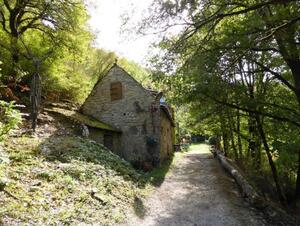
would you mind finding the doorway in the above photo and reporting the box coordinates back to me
[104,134,113,150]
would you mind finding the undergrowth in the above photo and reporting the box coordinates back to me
[0,135,149,225]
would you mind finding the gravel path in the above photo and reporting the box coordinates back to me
[126,144,266,226]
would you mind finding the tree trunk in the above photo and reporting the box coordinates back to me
[295,150,300,207]
[221,130,229,157]
[10,36,19,78]
[220,114,229,156]
[236,110,243,158]
[275,34,300,207]
[255,115,286,206]
[229,113,238,159]
[248,114,257,156]
[247,113,262,167]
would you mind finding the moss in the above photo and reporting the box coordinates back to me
[45,107,120,132]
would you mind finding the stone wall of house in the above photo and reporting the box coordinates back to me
[88,128,104,144]
[82,65,161,165]
[160,111,175,162]
[87,128,122,155]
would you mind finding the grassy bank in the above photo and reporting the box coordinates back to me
[0,136,203,224]
[0,135,149,225]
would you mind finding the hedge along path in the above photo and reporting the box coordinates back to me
[126,144,266,226]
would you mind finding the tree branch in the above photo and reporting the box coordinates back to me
[201,92,300,128]
[253,59,296,93]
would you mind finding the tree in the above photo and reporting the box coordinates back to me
[141,0,300,206]
[0,0,86,79]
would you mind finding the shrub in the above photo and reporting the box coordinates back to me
[208,136,219,145]
[0,101,22,140]
[181,143,190,152]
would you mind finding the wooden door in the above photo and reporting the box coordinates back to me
[104,134,113,150]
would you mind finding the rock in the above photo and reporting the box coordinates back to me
[58,163,71,169]
[32,181,42,186]
[91,187,98,195]
[90,187,108,204]
[29,186,40,192]
[0,177,9,191]
[40,145,51,155]
[81,124,89,137]
[92,193,108,204]
[89,140,97,145]
[0,153,10,165]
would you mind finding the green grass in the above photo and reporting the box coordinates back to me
[0,137,208,224]
[146,157,175,186]
[0,135,149,225]
[145,144,209,186]
[188,143,211,154]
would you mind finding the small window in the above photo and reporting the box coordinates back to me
[110,82,122,101]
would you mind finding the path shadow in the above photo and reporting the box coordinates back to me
[128,151,266,226]
[145,154,175,187]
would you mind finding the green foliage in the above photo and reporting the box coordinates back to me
[0,0,151,103]
[0,101,22,140]
[208,136,219,146]
[118,58,152,88]
[41,136,141,180]
[142,0,300,206]
[0,61,2,79]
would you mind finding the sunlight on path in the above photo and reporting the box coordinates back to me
[188,143,211,154]
[126,143,266,226]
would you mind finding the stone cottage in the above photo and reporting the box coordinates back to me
[80,64,175,166]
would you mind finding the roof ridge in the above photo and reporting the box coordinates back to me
[112,64,162,98]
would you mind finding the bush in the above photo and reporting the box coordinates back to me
[208,136,219,145]
[181,143,190,152]
[0,101,22,140]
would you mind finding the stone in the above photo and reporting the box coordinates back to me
[29,186,40,192]
[0,177,9,191]
[81,124,89,137]
[33,181,42,186]
[81,64,175,165]
[91,187,98,195]
[92,193,108,204]
[0,147,10,164]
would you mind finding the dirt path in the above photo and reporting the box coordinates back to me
[126,144,266,226]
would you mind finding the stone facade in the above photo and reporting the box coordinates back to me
[81,64,174,165]
[160,106,175,162]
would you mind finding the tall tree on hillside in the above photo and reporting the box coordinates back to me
[0,0,85,80]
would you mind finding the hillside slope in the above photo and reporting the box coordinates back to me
[0,135,148,225]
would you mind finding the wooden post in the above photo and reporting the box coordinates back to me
[30,71,41,132]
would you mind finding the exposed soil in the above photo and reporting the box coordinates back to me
[126,144,267,226]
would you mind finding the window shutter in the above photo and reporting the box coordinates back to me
[110,82,122,101]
